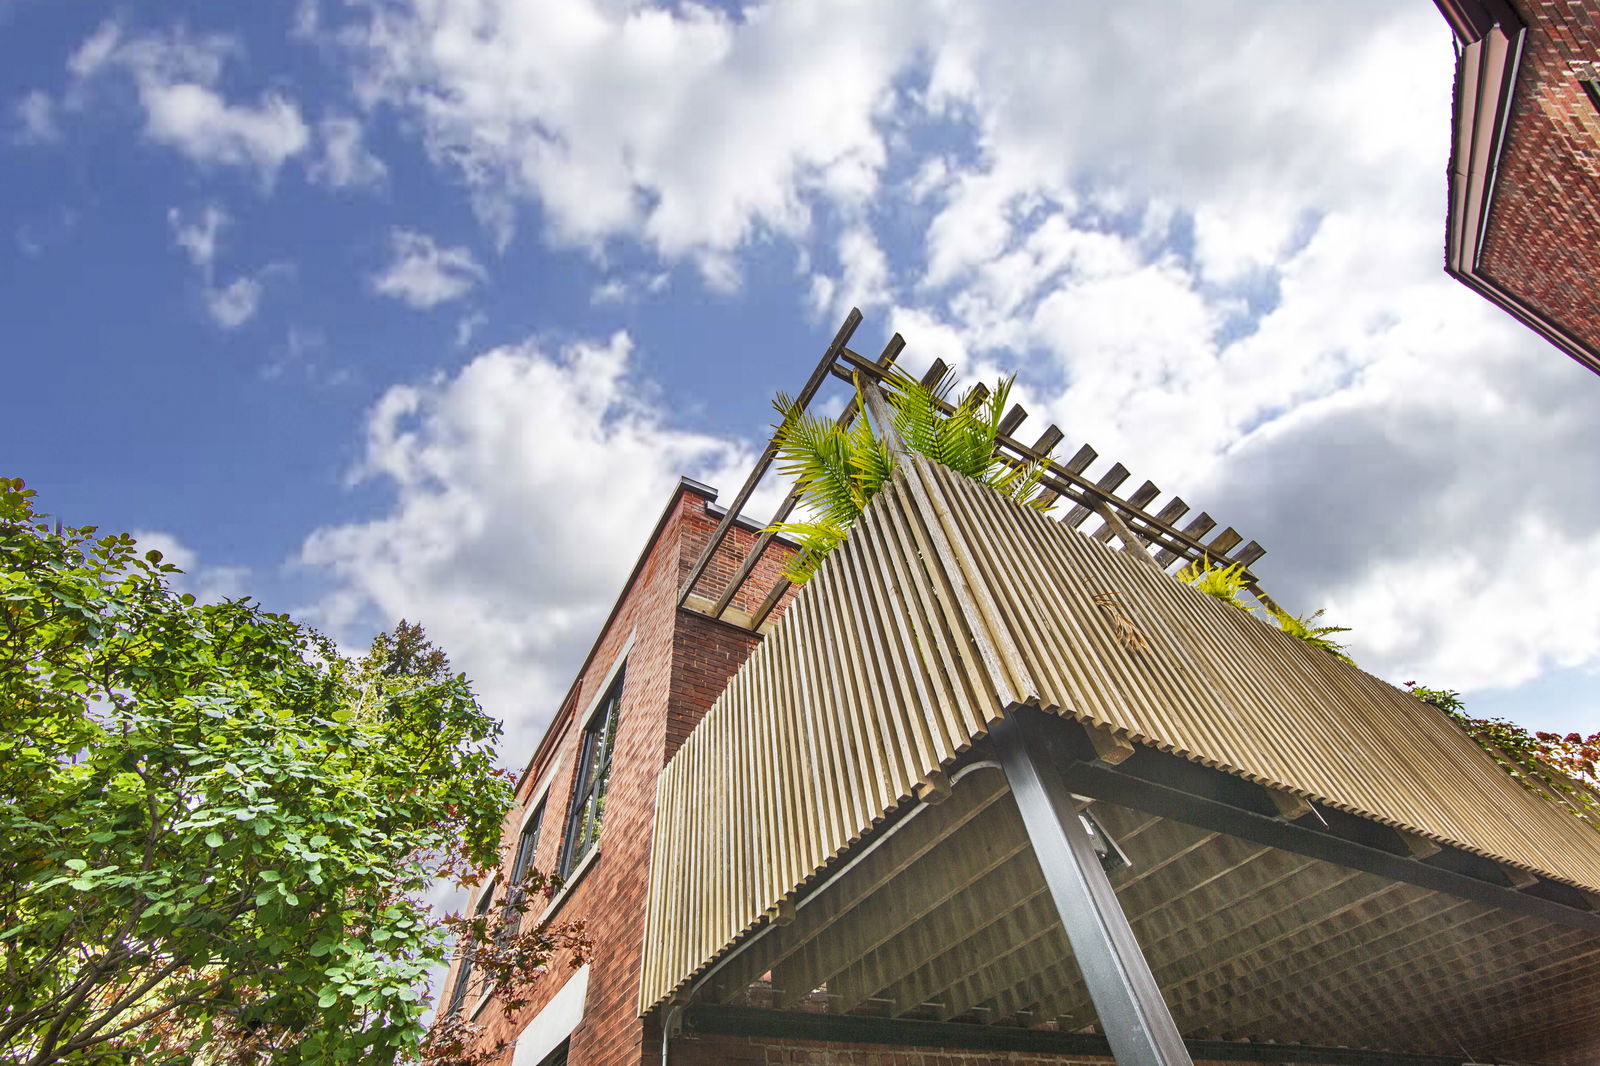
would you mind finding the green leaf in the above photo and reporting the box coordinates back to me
[0,477,535,1064]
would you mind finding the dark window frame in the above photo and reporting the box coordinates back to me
[557,669,624,879]
[510,797,546,888]
[503,796,547,929]
[446,883,496,1016]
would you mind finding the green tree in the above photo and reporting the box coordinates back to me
[0,478,578,1065]
[769,368,1055,581]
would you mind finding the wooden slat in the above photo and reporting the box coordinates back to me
[1154,511,1217,568]
[1030,433,1079,509]
[996,403,1028,438]
[1059,461,1130,531]
[1204,526,1244,559]
[711,333,904,619]
[1232,540,1267,567]
[641,453,1600,1022]
[1093,480,1159,543]
[679,308,861,607]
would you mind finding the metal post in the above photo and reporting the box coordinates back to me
[991,710,1194,1066]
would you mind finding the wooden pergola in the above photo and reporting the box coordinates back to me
[678,308,1279,632]
[647,312,1600,1066]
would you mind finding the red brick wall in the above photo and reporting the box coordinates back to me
[667,611,761,761]
[455,485,796,1066]
[682,509,801,623]
[1477,1,1600,354]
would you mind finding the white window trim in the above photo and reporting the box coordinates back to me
[536,842,601,925]
[520,764,560,833]
[453,874,499,1019]
[509,965,589,1066]
[577,631,632,727]
[509,760,560,882]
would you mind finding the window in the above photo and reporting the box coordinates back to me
[447,884,495,1016]
[504,797,546,926]
[510,798,546,887]
[558,670,623,878]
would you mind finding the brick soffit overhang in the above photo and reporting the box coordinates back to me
[1436,0,1600,375]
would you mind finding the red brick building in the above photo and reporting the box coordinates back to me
[438,478,800,1066]
[1437,0,1600,374]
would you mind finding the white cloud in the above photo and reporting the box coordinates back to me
[809,223,892,321]
[167,203,273,328]
[131,529,251,604]
[320,0,1600,712]
[590,271,671,307]
[349,0,922,254]
[169,203,228,272]
[371,229,487,309]
[12,91,60,144]
[206,276,264,329]
[454,311,487,348]
[309,113,387,188]
[140,83,308,178]
[299,332,756,750]
[68,21,126,81]
[61,20,310,181]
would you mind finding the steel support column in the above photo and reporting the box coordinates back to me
[991,709,1193,1066]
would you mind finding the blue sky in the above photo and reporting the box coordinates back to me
[6,0,1600,756]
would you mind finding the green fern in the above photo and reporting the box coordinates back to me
[1178,556,1356,664]
[886,366,1055,512]
[1269,607,1355,664]
[1176,556,1256,614]
[767,370,1054,582]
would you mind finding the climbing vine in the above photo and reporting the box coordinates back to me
[1406,683,1600,825]
[1173,555,1598,827]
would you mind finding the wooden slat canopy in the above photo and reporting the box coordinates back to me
[642,452,1600,1060]
[693,768,1600,1063]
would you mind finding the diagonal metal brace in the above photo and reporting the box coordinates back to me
[992,708,1194,1066]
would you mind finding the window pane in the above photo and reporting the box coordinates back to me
[510,800,544,886]
[559,669,624,877]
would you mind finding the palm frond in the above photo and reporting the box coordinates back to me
[884,369,1056,511]
[765,519,851,584]
[768,369,1057,582]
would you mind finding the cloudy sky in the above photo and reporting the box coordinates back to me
[7,0,1600,763]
